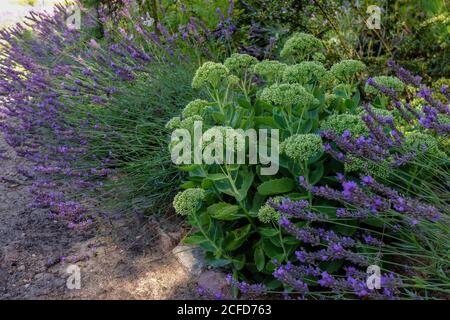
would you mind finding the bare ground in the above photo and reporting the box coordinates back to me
[0,134,198,300]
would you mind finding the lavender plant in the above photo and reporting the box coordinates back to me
[0,1,237,227]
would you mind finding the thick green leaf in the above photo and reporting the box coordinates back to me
[262,239,284,261]
[258,227,279,237]
[254,116,278,128]
[257,178,296,196]
[183,232,206,245]
[251,192,266,212]
[236,171,254,201]
[237,97,252,109]
[309,162,324,185]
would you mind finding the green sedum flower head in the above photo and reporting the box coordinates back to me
[283,61,329,85]
[365,76,405,95]
[173,188,206,216]
[357,107,392,118]
[404,132,446,159]
[281,133,323,162]
[227,74,240,85]
[257,203,280,224]
[253,60,287,83]
[224,53,258,75]
[330,60,366,82]
[260,83,319,107]
[320,114,369,137]
[182,99,210,118]
[165,116,181,130]
[280,33,323,62]
[344,157,390,178]
[312,52,326,62]
[192,62,230,89]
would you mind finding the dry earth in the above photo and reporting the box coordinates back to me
[0,134,198,300]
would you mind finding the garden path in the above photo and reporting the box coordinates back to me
[0,134,196,299]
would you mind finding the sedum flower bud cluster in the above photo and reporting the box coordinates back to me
[282,61,329,85]
[260,83,319,107]
[281,133,324,162]
[330,60,366,82]
[192,62,230,89]
[365,76,405,95]
[173,188,206,216]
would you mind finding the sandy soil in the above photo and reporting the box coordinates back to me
[0,134,197,300]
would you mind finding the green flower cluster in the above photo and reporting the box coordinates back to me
[182,99,210,118]
[165,116,181,130]
[192,62,230,89]
[330,60,366,82]
[357,107,392,118]
[253,60,287,83]
[281,133,323,162]
[404,132,446,159]
[173,188,206,216]
[344,157,390,178]
[433,78,450,102]
[201,126,247,155]
[320,113,369,137]
[280,32,323,61]
[224,53,258,75]
[259,83,319,107]
[312,52,326,62]
[365,76,405,95]
[282,61,329,85]
[180,115,203,130]
[165,115,203,131]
